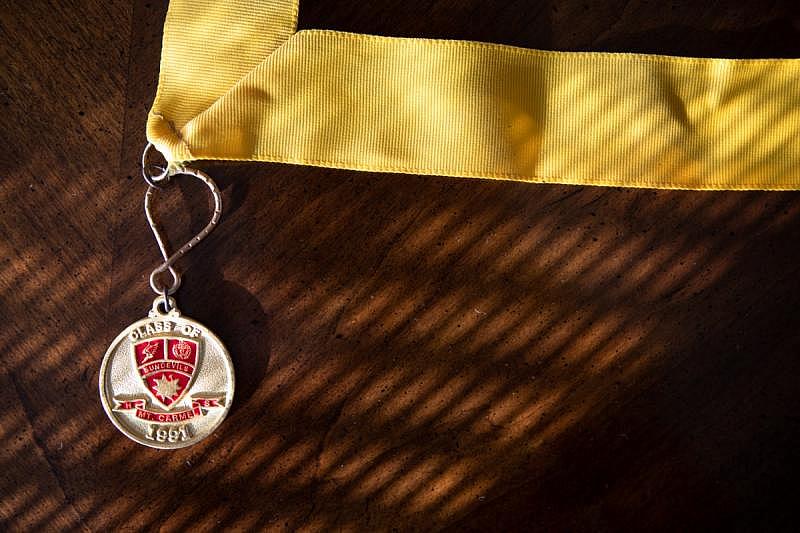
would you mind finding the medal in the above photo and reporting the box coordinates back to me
[99,146,234,449]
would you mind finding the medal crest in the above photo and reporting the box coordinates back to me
[134,338,198,408]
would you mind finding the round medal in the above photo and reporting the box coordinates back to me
[99,298,234,449]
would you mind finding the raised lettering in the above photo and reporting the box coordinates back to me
[143,423,192,443]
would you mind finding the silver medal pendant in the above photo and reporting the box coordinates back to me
[99,297,234,449]
[100,145,233,449]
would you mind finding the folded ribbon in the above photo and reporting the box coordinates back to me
[147,0,800,190]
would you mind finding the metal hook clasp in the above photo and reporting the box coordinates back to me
[142,146,223,297]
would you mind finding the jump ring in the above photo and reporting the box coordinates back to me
[162,287,171,312]
[142,142,170,188]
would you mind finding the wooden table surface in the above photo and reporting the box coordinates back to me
[2,1,799,531]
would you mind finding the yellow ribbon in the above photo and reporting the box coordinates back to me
[147,0,800,190]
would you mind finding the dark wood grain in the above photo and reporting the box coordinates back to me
[1,1,799,531]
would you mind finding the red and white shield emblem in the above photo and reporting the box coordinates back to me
[134,338,199,410]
